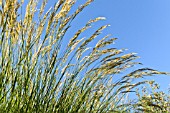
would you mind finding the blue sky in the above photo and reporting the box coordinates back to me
[68,0,170,90]
[44,0,170,91]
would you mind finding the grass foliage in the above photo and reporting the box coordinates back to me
[0,0,169,112]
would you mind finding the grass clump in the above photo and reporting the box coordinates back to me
[0,0,169,113]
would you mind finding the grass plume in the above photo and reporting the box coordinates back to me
[0,0,169,112]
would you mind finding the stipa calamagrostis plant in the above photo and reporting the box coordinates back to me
[0,0,169,112]
[131,82,170,113]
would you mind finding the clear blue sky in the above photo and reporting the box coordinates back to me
[46,0,170,90]
[69,0,170,90]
